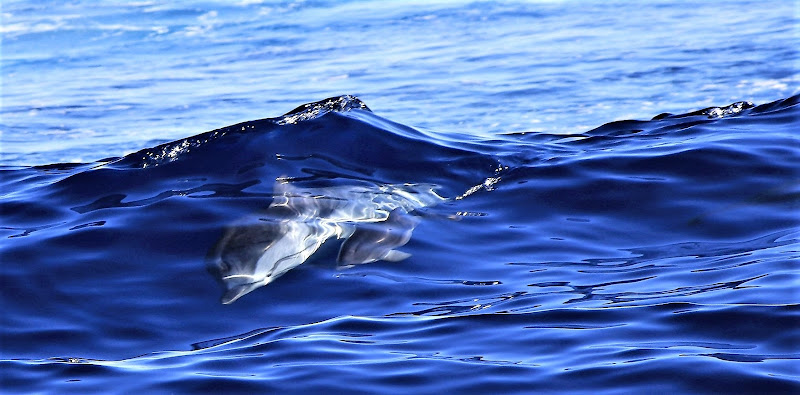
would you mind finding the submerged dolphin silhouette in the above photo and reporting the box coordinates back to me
[207,179,444,304]
[337,208,420,266]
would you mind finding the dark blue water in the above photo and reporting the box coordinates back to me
[2,0,799,392]
[1,94,798,393]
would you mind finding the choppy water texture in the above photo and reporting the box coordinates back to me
[2,1,799,394]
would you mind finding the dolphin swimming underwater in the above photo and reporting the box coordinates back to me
[207,179,445,304]
[337,208,420,266]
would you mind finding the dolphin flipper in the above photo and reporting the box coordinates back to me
[382,250,412,262]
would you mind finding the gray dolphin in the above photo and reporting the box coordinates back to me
[207,179,444,304]
[337,208,420,266]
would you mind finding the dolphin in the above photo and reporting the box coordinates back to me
[337,208,420,266]
[207,179,444,304]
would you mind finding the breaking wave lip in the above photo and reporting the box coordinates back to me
[17,93,797,174]
[116,95,371,168]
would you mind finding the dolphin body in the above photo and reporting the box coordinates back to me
[337,208,420,266]
[207,180,445,304]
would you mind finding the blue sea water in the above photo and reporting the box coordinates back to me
[1,0,799,393]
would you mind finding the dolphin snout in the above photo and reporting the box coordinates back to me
[220,274,265,304]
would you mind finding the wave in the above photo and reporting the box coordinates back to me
[1,94,798,393]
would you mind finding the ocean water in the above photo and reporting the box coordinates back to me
[1,1,799,393]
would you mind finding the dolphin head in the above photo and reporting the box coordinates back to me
[208,214,333,304]
[218,275,265,305]
[207,217,287,304]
